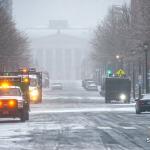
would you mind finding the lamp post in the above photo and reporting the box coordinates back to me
[116,54,123,69]
[143,43,149,93]
[130,50,137,99]
[138,58,142,98]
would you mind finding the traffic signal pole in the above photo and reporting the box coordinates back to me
[132,62,135,99]
[145,49,149,93]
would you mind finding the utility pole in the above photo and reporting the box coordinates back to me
[143,43,149,93]
[132,62,135,99]
[138,58,142,98]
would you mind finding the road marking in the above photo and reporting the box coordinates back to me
[97,126,112,130]
[122,126,137,130]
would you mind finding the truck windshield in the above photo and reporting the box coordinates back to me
[106,79,130,90]
[0,88,21,96]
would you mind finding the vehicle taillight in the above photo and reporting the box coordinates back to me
[8,100,16,108]
[0,100,3,108]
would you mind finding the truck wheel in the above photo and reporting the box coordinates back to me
[20,111,26,122]
[25,111,29,120]
[20,108,28,122]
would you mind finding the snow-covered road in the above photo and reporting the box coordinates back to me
[0,81,149,150]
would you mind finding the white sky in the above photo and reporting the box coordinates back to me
[13,0,130,29]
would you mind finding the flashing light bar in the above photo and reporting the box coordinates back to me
[29,68,36,73]
[19,68,29,74]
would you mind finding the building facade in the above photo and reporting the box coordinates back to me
[31,32,91,80]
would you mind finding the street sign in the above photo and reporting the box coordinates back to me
[115,69,126,77]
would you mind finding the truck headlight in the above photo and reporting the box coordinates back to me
[120,94,126,101]
[29,89,39,101]
[30,90,39,97]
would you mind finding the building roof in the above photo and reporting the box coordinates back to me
[31,32,90,50]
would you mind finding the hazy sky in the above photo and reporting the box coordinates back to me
[13,0,130,29]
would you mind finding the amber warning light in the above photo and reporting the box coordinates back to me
[22,77,30,83]
[8,100,16,108]
[0,82,11,88]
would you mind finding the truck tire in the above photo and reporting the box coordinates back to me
[25,111,29,120]
[20,111,26,122]
[20,108,29,122]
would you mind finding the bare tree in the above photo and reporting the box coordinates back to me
[0,7,30,71]
[92,4,131,66]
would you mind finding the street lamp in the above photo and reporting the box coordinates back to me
[116,55,120,59]
[116,54,123,69]
[143,42,149,93]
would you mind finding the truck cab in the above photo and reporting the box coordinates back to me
[0,76,30,122]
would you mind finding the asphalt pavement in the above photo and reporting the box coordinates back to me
[0,80,150,150]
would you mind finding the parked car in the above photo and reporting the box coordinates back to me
[85,81,98,91]
[135,94,150,114]
[82,79,93,88]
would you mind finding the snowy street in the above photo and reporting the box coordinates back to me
[0,81,150,150]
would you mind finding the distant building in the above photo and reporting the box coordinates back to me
[31,32,91,80]
[49,20,69,29]
[0,0,12,16]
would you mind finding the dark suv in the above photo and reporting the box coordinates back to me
[135,94,150,114]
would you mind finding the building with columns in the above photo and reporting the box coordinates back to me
[31,31,91,80]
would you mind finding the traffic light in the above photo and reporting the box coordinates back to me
[107,69,113,77]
